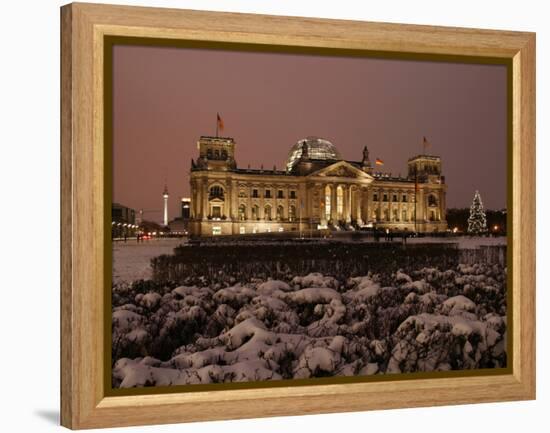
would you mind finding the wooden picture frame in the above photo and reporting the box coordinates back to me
[60,2,536,429]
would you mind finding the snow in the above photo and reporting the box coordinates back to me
[112,258,508,387]
[112,238,184,284]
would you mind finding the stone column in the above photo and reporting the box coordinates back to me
[362,188,368,223]
[202,178,208,220]
[230,180,236,220]
[331,184,338,222]
[418,188,425,226]
[320,184,327,226]
[356,188,363,225]
[344,185,352,223]
[350,187,356,222]
[440,190,446,222]
[398,191,402,223]
[193,180,200,219]
[306,183,313,224]
[225,181,231,220]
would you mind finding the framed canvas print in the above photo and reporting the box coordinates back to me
[60,2,536,429]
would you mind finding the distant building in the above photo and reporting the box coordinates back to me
[112,202,137,239]
[112,202,135,224]
[167,198,192,235]
[189,135,447,236]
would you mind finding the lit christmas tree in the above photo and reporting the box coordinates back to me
[467,190,488,235]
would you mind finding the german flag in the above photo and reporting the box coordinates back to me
[217,113,224,132]
[375,158,384,166]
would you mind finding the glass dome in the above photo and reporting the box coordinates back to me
[286,136,342,171]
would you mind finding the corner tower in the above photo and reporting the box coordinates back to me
[193,136,237,171]
[407,155,443,183]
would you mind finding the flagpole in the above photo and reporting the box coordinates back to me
[414,166,418,234]
[216,113,218,138]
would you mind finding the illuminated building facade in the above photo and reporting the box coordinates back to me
[189,136,447,236]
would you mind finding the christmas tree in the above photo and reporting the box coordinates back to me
[467,190,488,235]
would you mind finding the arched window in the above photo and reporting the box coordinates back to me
[221,149,228,160]
[289,205,296,222]
[428,194,438,207]
[276,205,284,221]
[238,204,246,221]
[252,205,259,220]
[336,186,344,219]
[209,185,224,199]
[325,185,331,221]
[206,148,213,159]
[264,205,272,221]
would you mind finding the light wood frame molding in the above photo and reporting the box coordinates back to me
[60,2,535,429]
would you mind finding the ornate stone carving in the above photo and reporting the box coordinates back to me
[325,166,358,178]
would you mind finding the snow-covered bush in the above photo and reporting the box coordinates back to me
[112,263,507,387]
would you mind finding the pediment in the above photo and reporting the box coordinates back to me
[309,161,373,181]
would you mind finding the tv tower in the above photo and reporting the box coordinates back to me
[163,184,169,226]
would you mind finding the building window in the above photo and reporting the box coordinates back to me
[238,190,246,198]
[290,190,297,199]
[264,205,272,220]
[373,193,378,202]
[393,209,399,221]
[336,186,344,219]
[252,189,259,198]
[383,194,388,202]
[277,190,284,199]
[289,205,297,222]
[402,195,408,202]
[212,226,222,235]
[212,206,221,219]
[392,194,398,202]
[207,149,213,159]
[384,209,390,221]
[265,189,272,198]
[239,226,245,234]
[238,205,246,221]
[276,205,284,221]
[325,185,331,221]
[402,209,408,222]
[428,194,438,207]
[209,185,224,199]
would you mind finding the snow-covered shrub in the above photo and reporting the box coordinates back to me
[112,261,507,387]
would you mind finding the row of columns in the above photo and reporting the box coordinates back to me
[317,183,366,226]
